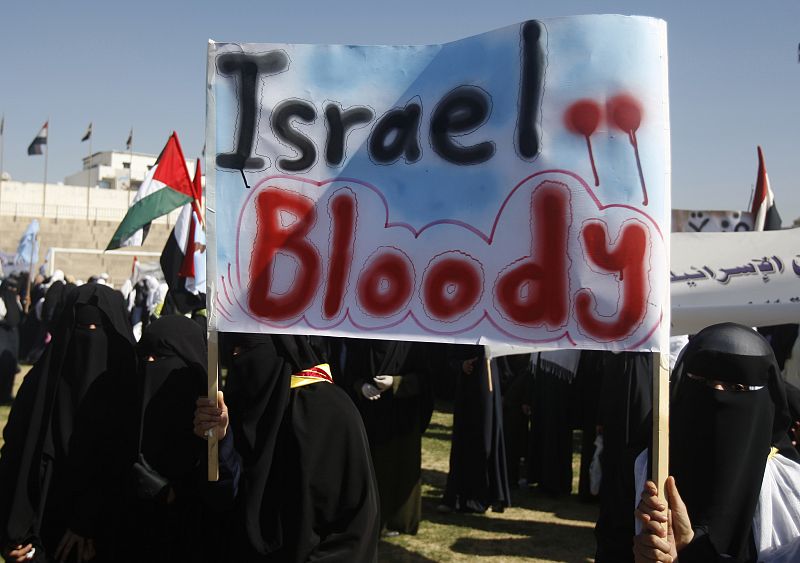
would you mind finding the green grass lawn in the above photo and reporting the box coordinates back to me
[381,408,598,562]
[0,369,598,562]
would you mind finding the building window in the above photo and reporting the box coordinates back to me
[123,162,130,169]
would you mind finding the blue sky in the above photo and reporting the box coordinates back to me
[2,1,799,220]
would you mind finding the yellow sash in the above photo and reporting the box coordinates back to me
[290,363,333,389]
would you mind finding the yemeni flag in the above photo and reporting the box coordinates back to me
[106,132,194,250]
[160,158,206,314]
[750,146,782,232]
[27,122,48,155]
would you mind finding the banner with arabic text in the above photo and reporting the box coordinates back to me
[671,228,800,335]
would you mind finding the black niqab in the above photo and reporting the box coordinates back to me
[670,323,792,561]
[225,333,379,561]
[137,316,207,480]
[224,333,320,555]
[0,284,135,550]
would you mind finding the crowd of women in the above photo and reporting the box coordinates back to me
[0,270,799,562]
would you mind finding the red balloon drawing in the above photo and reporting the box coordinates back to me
[607,94,648,206]
[564,99,602,186]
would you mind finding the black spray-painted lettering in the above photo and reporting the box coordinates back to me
[324,104,374,166]
[430,86,494,165]
[517,21,545,160]
[369,100,422,164]
[216,51,290,171]
[271,100,317,172]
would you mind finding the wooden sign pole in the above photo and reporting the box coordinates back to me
[207,328,220,481]
[651,351,669,501]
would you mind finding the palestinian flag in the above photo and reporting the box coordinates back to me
[750,146,782,232]
[160,158,206,314]
[106,132,194,250]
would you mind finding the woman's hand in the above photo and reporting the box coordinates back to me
[4,543,34,563]
[194,391,229,440]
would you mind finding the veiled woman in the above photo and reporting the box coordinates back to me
[198,332,379,562]
[115,315,239,563]
[0,284,135,562]
[634,323,800,562]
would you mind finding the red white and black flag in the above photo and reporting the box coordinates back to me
[81,122,92,142]
[27,122,48,155]
[750,146,782,232]
[160,158,205,314]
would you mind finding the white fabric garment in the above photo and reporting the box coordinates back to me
[753,454,800,562]
[536,350,581,383]
[669,335,689,371]
[632,450,800,561]
[589,435,604,496]
[0,297,6,321]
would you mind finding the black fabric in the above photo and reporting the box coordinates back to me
[113,315,233,563]
[345,339,432,533]
[500,353,533,487]
[347,339,432,446]
[41,281,72,333]
[19,280,48,364]
[0,284,136,559]
[594,351,652,563]
[0,281,21,328]
[758,324,799,371]
[224,332,379,562]
[0,280,22,404]
[671,323,792,562]
[528,352,579,496]
[573,350,604,501]
[443,345,512,512]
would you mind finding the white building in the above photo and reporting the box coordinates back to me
[64,151,197,190]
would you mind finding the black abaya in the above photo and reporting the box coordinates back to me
[224,333,380,562]
[442,345,512,513]
[0,279,22,404]
[0,283,137,561]
[113,315,239,563]
[594,351,652,563]
[345,338,432,535]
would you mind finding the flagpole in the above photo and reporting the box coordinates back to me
[128,128,133,191]
[0,116,4,213]
[86,127,92,219]
[42,120,49,216]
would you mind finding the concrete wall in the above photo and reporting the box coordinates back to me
[1,215,170,287]
[0,180,181,224]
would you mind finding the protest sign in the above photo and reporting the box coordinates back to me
[671,228,800,335]
[205,15,671,352]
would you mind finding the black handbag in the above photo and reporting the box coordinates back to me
[129,379,171,505]
[130,453,170,503]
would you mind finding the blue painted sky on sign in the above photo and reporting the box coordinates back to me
[212,15,669,246]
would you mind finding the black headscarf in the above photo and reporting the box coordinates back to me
[136,316,207,480]
[670,323,793,561]
[223,332,320,555]
[0,283,135,548]
[0,278,21,328]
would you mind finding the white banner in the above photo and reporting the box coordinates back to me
[206,15,671,351]
[671,228,800,335]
